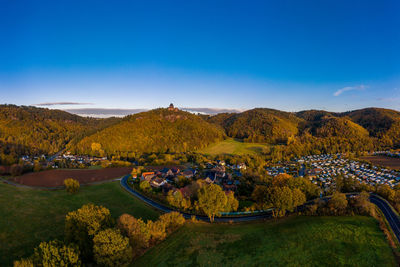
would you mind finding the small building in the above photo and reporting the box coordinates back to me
[141,172,155,181]
[150,177,167,188]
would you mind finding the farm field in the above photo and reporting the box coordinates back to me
[134,216,396,267]
[0,181,159,265]
[12,167,131,187]
[198,138,270,155]
[360,156,400,170]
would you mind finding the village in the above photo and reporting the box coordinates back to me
[131,161,247,198]
[266,154,400,192]
[19,150,400,196]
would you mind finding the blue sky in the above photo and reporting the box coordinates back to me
[0,0,399,113]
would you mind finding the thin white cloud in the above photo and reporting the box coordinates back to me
[34,102,93,106]
[333,85,366,97]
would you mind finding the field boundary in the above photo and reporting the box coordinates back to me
[0,176,123,190]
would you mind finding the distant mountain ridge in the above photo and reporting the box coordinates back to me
[1,105,400,164]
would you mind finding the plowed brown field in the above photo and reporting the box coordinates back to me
[12,167,131,187]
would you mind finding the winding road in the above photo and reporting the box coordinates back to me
[120,175,274,222]
[120,175,400,239]
[369,194,400,241]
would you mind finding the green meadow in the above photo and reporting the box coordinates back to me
[134,216,396,267]
[0,181,159,265]
[199,138,270,155]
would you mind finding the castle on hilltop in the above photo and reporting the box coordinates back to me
[168,103,179,111]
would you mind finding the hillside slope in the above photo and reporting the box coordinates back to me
[0,105,119,164]
[342,108,400,147]
[73,108,226,155]
[208,108,302,143]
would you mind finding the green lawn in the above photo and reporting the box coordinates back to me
[0,181,159,266]
[199,138,270,155]
[134,216,396,267]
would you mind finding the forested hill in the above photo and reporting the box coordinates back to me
[71,108,226,156]
[340,108,400,147]
[1,105,400,164]
[207,107,400,150]
[208,108,302,143]
[0,105,120,164]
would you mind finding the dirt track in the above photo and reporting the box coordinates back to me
[12,167,131,187]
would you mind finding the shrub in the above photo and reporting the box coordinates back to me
[64,178,80,193]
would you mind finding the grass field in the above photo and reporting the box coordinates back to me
[199,138,270,155]
[134,216,396,267]
[0,181,159,266]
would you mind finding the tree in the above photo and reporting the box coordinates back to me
[32,240,81,267]
[292,188,306,208]
[13,258,34,267]
[225,191,239,212]
[166,190,191,210]
[10,164,23,176]
[272,173,291,187]
[139,180,151,192]
[65,204,113,261]
[33,161,42,172]
[158,212,185,234]
[64,178,80,193]
[377,185,395,203]
[117,214,150,255]
[196,184,228,222]
[147,220,167,245]
[328,191,348,215]
[353,191,375,217]
[93,228,133,267]
[251,185,270,210]
[268,186,293,217]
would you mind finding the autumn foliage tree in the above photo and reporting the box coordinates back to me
[328,191,348,215]
[65,204,113,261]
[117,214,151,256]
[166,190,191,210]
[64,178,80,193]
[196,183,238,222]
[32,240,81,267]
[158,212,186,234]
[93,228,132,267]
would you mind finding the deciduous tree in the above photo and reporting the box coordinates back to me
[117,214,150,255]
[33,240,81,267]
[196,183,229,222]
[93,228,132,267]
[64,178,80,193]
[328,191,348,215]
[65,204,113,261]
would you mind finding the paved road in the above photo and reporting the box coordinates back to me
[120,175,274,222]
[120,176,400,237]
[47,150,64,162]
[369,194,400,241]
